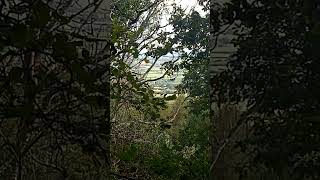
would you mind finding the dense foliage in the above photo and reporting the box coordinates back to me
[0,0,214,179]
[109,0,211,179]
[0,0,111,179]
[211,0,320,179]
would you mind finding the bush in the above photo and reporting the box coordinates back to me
[146,113,210,180]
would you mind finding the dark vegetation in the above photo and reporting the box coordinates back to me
[0,0,320,180]
[0,0,110,179]
[210,0,320,179]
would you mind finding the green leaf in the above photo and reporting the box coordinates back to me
[132,48,139,58]
[127,73,134,82]
[118,144,138,162]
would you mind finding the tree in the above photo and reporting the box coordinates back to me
[109,0,188,178]
[110,0,175,122]
[172,9,210,116]
[210,0,320,179]
[0,0,112,179]
[109,1,214,178]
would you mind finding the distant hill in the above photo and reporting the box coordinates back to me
[135,56,185,94]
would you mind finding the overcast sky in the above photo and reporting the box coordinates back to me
[176,0,205,14]
[160,0,206,28]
